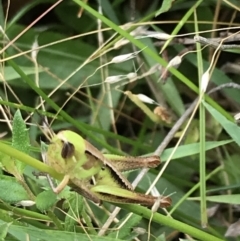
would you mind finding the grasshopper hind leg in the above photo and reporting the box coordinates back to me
[93,191,171,209]
[90,185,172,209]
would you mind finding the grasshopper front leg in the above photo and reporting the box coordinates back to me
[53,174,70,194]
[70,178,101,204]
[45,130,110,200]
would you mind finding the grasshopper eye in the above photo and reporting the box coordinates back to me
[61,141,75,159]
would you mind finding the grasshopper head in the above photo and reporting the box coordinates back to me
[47,130,86,174]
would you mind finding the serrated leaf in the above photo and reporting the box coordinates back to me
[0,176,29,203]
[203,101,240,146]
[65,194,84,231]
[64,212,76,232]
[108,214,142,239]
[11,110,30,174]
[36,190,57,211]
[12,110,30,154]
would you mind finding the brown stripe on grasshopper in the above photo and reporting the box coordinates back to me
[84,140,133,190]
[106,155,161,172]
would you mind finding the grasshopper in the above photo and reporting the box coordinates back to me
[45,130,171,209]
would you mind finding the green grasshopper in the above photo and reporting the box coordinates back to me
[45,130,171,209]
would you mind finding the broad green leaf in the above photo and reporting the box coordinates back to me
[0,209,23,224]
[191,194,240,205]
[224,154,240,184]
[0,219,125,241]
[141,38,185,116]
[155,0,176,16]
[6,24,130,90]
[0,176,29,203]
[91,87,123,132]
[36,190,57,212]
[0,222,10,241]
[143,172,201,226]
[161,140,232,161]
[203,101,240,146]
[0,66,44,81]
[184,52,240,105]
[158,234,167,241]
